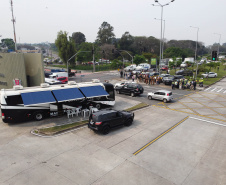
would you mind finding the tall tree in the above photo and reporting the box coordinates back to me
[119,32,134,50]
[76,42,94,62]
[55,31,75,65]
[1,38,15,50]
[96,22,115,45]
[71,32,86,47]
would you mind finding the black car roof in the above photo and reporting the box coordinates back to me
[92,109,117,116]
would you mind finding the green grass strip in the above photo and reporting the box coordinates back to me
[36,120,89,135]
[124,103,149,112]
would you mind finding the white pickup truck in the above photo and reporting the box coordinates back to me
[124,65,137,71]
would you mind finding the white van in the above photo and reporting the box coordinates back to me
[49,72,68,79]
[136,63,150,71]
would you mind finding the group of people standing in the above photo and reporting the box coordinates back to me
[171,78,201,90]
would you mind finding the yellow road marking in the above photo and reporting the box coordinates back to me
[133,116,189,156]
[188,96,226,118]
[153,105,226,122]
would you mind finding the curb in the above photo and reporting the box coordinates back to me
[31,123,88,138]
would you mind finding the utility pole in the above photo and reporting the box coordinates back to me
[10,0,17,51]
[92,44,95,72]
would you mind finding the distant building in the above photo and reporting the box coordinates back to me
[0,53,44,89]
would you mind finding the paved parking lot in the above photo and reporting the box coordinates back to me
[0,76,226,185]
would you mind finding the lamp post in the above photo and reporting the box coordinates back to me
[121,50,133,64]
[154,18,165,60]
[214,33,221,58]
[190,26,199,79]
[66,51,90,78]
[152,0,175,73]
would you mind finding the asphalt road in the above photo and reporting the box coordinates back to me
[70,70,197,106]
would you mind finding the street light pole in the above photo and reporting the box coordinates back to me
[152,0,175,73]
[66,51,90,78]
[214,33,221,58]
[121,50,133,64]
[190,26,199,79]
[154,18,165,60]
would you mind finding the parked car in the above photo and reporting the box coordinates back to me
[163,76,175,85]
[180,62,187,68]
[57,77,68,83]
[147,90,173,103]
[176,69,193,76]
[45,78,63,85]
[115,83,144,97]
[88,109,135,134]
[159,74,170,83]
[201,72,217,78]
[149,72,159,77]
[114,81,133,88]
[136,63,150,71]
[132,70,142,75]
[161,66,169,71]
[124,65,137,72]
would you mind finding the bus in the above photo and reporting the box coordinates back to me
[1,80,115,123]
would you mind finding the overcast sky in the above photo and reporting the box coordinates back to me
[1,0,225,46]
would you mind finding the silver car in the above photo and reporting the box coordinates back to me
[147,90,173,103]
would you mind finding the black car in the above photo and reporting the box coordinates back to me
[164,76,175,85]
[176,70,193,76]
[115,83,144,97]
[88,109,135,134]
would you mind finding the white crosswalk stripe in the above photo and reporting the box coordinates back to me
[217,88,223,92]
[204,87,211,91]
[204,87,226,94]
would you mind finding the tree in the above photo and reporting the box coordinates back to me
[1,38,15,50]
[71,32,86,47]
[133,54,146,65]
[96,22,115,45]
[206,62,215,71]
[76,42,94,62]
[55,31,75,65]
[100,44,115,60]
[119,32,134,50]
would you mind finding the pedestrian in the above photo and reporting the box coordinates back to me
[199,78,203,87]
[182,79,185,90]
[120,70,123,78]
[172,81,175,90]
[132,75,135,82]
[193,80,196,90]
[179,79,182,90]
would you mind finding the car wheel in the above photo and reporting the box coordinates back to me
[214,75,216,77]
[148,96,152,100]
[131,92,135,97]
[102,125,110,135]
[124,118,133,127]
[116,90,120,94]
[33,111,44,121]
[163,99,167,103]
[96,104,101,110]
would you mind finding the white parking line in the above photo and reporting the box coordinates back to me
[223,90,226,94]
[190,117,226,127]
[217,88,223,92]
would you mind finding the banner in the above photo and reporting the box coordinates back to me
[151,58,157,65]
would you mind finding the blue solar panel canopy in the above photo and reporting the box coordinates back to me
[79,85,109,98]
[21,91,56,106]
[52,88,85,102]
